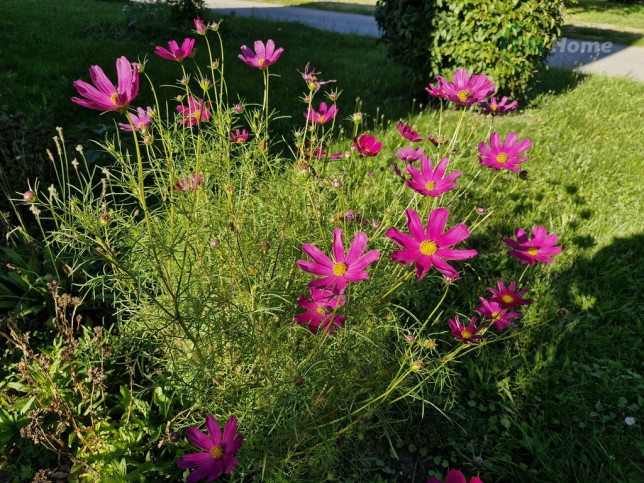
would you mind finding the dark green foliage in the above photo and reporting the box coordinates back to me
[375,0,567,95]
[164,0,206,21]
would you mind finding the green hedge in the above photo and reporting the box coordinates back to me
[375,0,566,96]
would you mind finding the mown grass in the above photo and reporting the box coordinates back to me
[565,0,644,30]
[1,0,643,481]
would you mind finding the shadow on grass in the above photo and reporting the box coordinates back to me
[297,1,376,15]
[566,0,644,16]
[562,25,643,47]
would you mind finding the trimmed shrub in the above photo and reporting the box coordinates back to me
[375,0,566,95]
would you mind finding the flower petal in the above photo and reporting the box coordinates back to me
[177,452,212,469]
[205,414,222,446]
[187,427,214,452]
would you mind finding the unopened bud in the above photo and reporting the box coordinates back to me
[210,239,220,248]
[23,190,36,202]
[233,103,243,114]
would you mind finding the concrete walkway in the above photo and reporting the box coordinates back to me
[206,0,644,82]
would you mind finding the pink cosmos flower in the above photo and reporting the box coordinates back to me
[297,228,380,295]
[298,62,336,93]
[175,174,204,192]
[475,297,521,331]
[478,132,532,172]
[396,146,424,163]
[504,227,563,265]
[294,287,345,334]
[72,56,139,112]
[155,38,196,62]
[194,17,207,35]
[448,316,486,344]
[230,129,249,143]
[177,96,211,126]
[404,156,461,197]
[433,69,496,106]
[305,102,337,125]
[385,208,477,280]
[427,469,484,483]
[238,39,284,69]
[487,281,531,309]
[478,96,517,114]
[177,414,243,483]
[396,122,423,142]
[353,134,382,157]
[119,106,153,132]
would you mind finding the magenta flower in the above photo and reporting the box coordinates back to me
[238,39,284,69]
[298,62,336,93]
[177,414,243,482]
[297,228,380,295]
[504,227,563,265]
[396,146,424,163]
[305,102,337,125]
[72,56,139,112]
[194,17,207,35]
[487,281,531,309]
[478,132,532,172]
[396,122,423,142]
[385,208,477,280]
[478,96,517,114]
[294,287,346,334]
[427,469,484,483]
[175,174,204,192]
[230,129,249,143]
[433,69,496,106]
[155,38,196,62]
[177,96,211,126]
[448,316,486,344]
[119,106,153,132]
[298,142,341,160]
[475,297,521,331]
[404,156,461,197]
[353,134,382,157]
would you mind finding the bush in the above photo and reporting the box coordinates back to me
[375,0,566,96]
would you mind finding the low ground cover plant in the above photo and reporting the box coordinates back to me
[0,14,574,481]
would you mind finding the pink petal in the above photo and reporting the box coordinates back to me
[227,434,243,455]
[391,249,419,265]
[345,231,368,264]
[222,416,237,445]
[332,228,345,262]
[437,223,470,247]
[426,208,449,240]
[302,243,334,267]
[205,414,222,446]
[405,209,425,241]
[430,256,459,278]
[385,227,418,250]
[186,458,221,483]
[254,40,266,60]
[222,454,239,474]
[297,260,334,277]
[350,249,380,271]
[445,469,467,483]
[436,247,477,260]
[187,427,214,451]
[414,256,433,280]
[489,132,502,153]
[177,451,212,468]
[116,56,132,99]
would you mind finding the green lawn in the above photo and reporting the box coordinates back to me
[1,0,643,481]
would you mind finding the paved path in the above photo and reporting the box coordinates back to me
[206,0,644,82]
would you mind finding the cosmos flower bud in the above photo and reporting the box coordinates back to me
[23,190,36,202]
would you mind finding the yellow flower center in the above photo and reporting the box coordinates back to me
[419,240,438,256]
[501,294,514,304]
[425,181,436,191]
[491,311,501,320]
[496,152,509,164]
[527,247,539,256]
[194,110,202,118]
[491,104,498,111]
[333,262,347,276]
[258,58,265,67]
[210,445,224,460]
[316,306,329,315]
[457,89,471,102]
[461,330,472,339]
[318,115,325,123]
[236,137,243,142]
[110,93,118,105]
